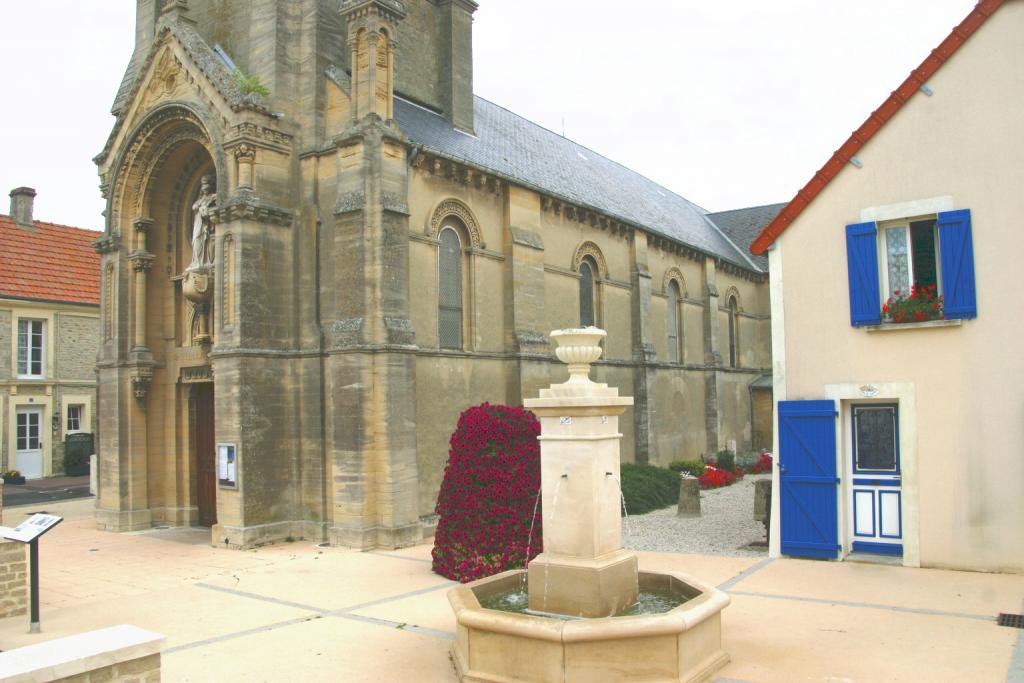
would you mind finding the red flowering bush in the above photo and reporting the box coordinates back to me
[698,464,739,489]
[748,452,773,474]
[431,403,542,583]
[882,284,943,323]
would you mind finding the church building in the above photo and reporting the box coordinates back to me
[94,0,772,548]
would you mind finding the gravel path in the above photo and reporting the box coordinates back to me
[623,473,770,556]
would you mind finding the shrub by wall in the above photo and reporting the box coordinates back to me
[619,463,680,515]
[431,403,542,583]
[668,459,707,478]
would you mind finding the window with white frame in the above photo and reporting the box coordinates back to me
[17,319,45,378]
[67,404,84,433]
[845,208,976,326]
[880,218,939,301]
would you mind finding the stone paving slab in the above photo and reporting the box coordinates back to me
[0,498,1020,683]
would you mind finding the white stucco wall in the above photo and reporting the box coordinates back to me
[772,1,1024,573]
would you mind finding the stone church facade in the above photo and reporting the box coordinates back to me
[94,0,771,548]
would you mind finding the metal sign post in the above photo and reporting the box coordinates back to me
[0,513,63,633]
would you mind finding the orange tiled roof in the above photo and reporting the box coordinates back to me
[0,215,101,305]
[751,0,1004,255]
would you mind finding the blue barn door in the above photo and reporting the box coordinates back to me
[778,400,840,558]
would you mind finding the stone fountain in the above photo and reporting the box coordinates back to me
[448,328,730,683]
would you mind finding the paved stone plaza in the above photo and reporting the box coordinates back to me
[1,498,1021,682]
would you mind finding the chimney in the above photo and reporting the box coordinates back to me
[438,0,478,133]
[9,187,36,229]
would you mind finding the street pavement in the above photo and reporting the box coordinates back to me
[2,475,91,508]
[0,498,1021,682]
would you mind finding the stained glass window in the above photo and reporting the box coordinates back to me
[438,228,463,349]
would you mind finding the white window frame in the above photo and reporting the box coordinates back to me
[16,318,46,379]
[66,404,84,433]
[877,218,943,302]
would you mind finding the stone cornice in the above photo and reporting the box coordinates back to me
[93,234,122,254]
[212,191,293,227]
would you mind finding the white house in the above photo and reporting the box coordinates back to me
[751,0,1022,573]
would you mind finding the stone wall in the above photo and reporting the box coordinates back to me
[56,314,101,381]
[0,625,164,682]
[0,309,10,381]
[0,539,27,619]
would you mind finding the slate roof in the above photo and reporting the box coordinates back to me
[705,203,786,271]
[0,216,101,306]
[393,96,759,271]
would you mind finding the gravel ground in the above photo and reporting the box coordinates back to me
[623,473,770,556]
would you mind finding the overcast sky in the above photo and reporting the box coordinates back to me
[0,0,977,231]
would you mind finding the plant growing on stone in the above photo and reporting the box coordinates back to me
[431,403,542,583]
[232,68,270,97]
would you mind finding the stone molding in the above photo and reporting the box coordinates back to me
[334,191,365,215]
[426,198,484,248]
[509,226,544,251]
[93,234,122,254]
[571,240,609,278]
[128,252,156,272]
[662,267,687,298]
[212,191,293,227]
[723,285,742,311]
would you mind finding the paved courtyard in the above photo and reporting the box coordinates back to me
[1,498,1021,682]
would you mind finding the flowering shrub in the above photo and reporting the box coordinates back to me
[698,464,741,489]
[431,403,542,583]
[748,452,773,474]
[882,284,943,323]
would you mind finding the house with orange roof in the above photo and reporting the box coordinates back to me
[752,0,1022,573]
[1,187,101,480]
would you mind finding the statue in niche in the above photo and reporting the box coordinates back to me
[189,174,216,269]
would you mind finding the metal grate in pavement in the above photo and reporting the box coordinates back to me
[998,613,1024,629]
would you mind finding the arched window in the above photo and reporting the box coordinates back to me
[579,258,596,327]
[667,280,682,363]
[728,296,739,368]
[438,226,464,349]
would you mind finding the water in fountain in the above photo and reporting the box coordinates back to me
[540,473,567,610]
[606,472,632,546]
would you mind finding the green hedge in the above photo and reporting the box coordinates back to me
[668,459,706,478]
[619,463,680,515]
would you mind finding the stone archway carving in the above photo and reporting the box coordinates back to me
[663,267,687,298]
[427,198,484,248]
[571,241,608,279]
[107,103,225,235]
[725,285,742,311]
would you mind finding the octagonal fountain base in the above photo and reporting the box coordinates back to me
[449,569,730,683]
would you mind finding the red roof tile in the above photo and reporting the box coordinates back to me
[0,215,101,305]
[750,0,1004,255]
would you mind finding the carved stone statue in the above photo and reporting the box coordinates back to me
[189,174,216,269]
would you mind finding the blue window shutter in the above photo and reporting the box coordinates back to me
[845,222,881,326]
[937,209,977,319]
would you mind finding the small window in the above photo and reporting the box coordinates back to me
[67,405,84,433]
[727,297,739,368]
[667,280,682,363]
[579,259,596,327]
[438,227,464,349]
[881,219,939,301]
[846,209,976,326]
[17,319,45,378]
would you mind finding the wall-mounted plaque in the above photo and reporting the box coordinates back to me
[218,443,238,488]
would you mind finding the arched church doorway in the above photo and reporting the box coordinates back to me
[100,103,225,531]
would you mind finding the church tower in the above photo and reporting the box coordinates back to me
[93,0,478,548]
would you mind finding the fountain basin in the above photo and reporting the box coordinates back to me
[449,569,730,683]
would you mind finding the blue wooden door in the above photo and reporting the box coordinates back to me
[778,400,839,558]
